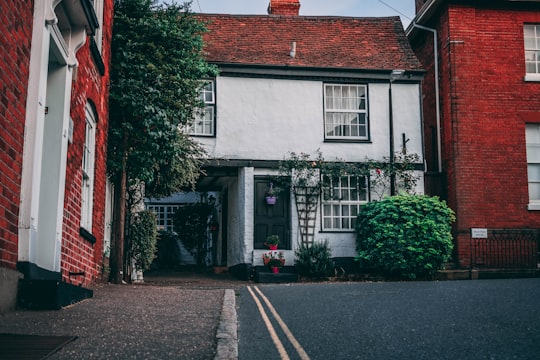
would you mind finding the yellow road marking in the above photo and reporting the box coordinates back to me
[247,286,290,360]
[254,286,311,360]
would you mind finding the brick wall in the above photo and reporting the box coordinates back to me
[60,0,113,285]
[410,3,540,267]
[267,0,300,16]
[0,0,33,270]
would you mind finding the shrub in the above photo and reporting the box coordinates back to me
[152,231,181,270]
[356,195,455,279]
[173,202,214,266]
[129,210,158,272]
[295,240,335,279]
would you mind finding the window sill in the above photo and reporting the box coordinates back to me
[324,139,372,144]
[190,133,215,138]
[319,230,356,234]
[524,74,540,82]
[89,37,105,76]
[528,203,540,211]
[80,227,96,244]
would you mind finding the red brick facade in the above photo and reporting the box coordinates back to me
[0,0,33,270]
[0,0,113,310]
[409,1,540,267]
[61,0,113,285]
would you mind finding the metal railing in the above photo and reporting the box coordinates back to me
[471,229,540,269]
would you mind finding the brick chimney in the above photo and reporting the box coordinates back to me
[268,0,300,16]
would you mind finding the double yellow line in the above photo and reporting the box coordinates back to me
[246,286,310,360]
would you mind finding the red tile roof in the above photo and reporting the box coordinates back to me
[198,14,423,72]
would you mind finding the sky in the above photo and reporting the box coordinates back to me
[183,0,417,28]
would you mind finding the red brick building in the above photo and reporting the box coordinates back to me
[0,0,113,311]
[408,0,540,270]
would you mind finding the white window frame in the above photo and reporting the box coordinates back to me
[146,204,180,232]
[526,124,540,210]
[324,84,369,140]
[190,80,215,136]
[81,104,97,231]
[93,0,104,52]
[322,175,369,231]
[524,24,540,81]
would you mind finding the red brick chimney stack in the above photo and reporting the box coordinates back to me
[268,0,301,16]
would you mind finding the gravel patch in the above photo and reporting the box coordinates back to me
[0,284,225,360]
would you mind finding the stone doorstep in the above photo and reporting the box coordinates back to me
[254,266,298,284]
[17,279,93,310]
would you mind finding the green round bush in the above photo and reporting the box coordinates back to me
[356,195,455,279]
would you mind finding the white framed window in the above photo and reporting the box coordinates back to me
[146,204,179,232]
[81,104,97,230]
[324,84,368,140]
[93,0,104,52]
[190,80,215,136]
[526,124,540,210]
[524,25,540,81]
[322,175,368,230]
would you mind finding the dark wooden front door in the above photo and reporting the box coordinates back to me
[254,177,290,249]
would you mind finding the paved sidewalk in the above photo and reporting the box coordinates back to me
[0,271,247,360]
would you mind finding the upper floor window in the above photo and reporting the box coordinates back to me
[526,124,540,210]
[81,104,97,231]
[190,80,215,136]
[321,175,368,231]
[324,84,368,140]
[524,25,540,81]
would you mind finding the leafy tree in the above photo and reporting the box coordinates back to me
[108,0,217,283]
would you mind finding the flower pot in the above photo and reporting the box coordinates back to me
[268,244,278,250]
[265,196,277,205]
[271,266,280,274]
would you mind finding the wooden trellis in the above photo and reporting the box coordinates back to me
[293,185,320,245]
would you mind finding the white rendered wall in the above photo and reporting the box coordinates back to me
[197,77,423,163]
[196,76,425,266]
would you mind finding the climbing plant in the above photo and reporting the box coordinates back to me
[366,151,420,200]
[274,150,421,245]
[127,210,158,272]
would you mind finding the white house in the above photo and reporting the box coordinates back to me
[146,0,425,279]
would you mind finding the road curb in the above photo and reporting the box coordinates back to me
[214,289,238,360]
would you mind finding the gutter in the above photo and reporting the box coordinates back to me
[405,0,443,173]
[405,0,440,36]
[412,22,442,173]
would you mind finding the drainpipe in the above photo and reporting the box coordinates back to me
[389,69,405,196]
[412,22,442,173]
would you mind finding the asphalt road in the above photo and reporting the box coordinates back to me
[238,278,540,360]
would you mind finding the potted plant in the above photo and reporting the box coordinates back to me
[265,183,280,205]
[262,251,285,273]
[264,235,280,250]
